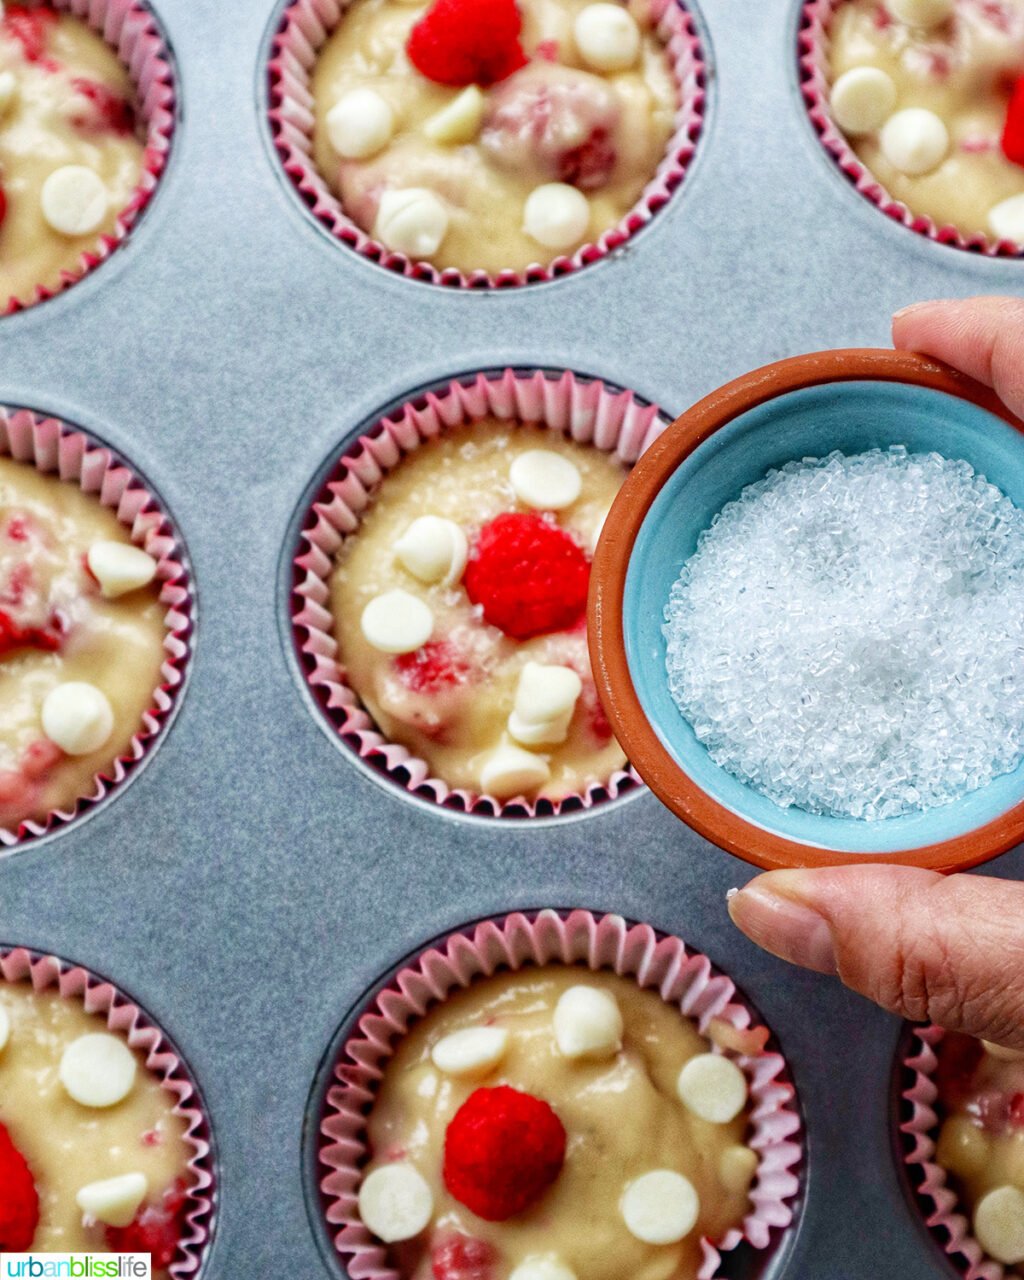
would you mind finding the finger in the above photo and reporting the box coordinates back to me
[892,295,1024,420]
[728,865,1024,1049]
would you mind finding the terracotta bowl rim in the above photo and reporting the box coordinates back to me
[588,348,1024,872]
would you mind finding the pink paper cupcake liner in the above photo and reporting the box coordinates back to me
[0,404,194,848]
[0,944,215,1275]
[317,909,803,1280]
[3,0,176,316]
[291,367,668,819]
[267,0,705,288]
[900,1024,1012,1280]
[799,0,1022,258]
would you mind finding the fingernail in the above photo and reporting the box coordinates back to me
[893,299,943,321]
[727,880,838,975]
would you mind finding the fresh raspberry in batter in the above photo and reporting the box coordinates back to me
[0,1122,40,1251]
[407,0,527,87]
[1002,76,1024,166]
[463,513,589,640]
[394,640,472,694]
[106,1178,187,1269]
[443,1085,566,1221]
[431,1232,499,1280]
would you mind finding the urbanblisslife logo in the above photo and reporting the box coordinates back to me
[0,1257,151,1279]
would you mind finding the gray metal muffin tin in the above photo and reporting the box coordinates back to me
[3,0,1023,1275]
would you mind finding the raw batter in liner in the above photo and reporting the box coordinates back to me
[311,0,676,274]
[934,1033,1024,1270]
[330,422,627,802]
[0,458,166,832]
[362,967,758,1280]
[0,983,192,1272]
[827,0,1024,239]
[0,4,144,306]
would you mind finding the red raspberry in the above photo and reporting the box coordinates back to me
[407,0,526,87]
[21,738,62,780]
[935,1032,984,1111]
[431,1232,499,1280]
[443,1085,566,1221]
[70,77,136,135]
[2,6,58,66]
[464,513,589,640]
[1002,76,1024,167]
[0,609,62,659]
[0,1122,39,1251]
[106,1178,187,1269]
[0,186,6,231]
[394,640,472,694]
[1009,1092,1024,1127]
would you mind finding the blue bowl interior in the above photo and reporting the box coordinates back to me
[625,380,1024,853]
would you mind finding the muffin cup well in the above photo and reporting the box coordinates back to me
[291,367,667,819]
[267,0,706,288]
[3,0,177,314]
[0,945,215,1276]
[799,0,1020,258]
[0,405,194,848]
[317,909,803,1280]
[900,1025,1012,1280]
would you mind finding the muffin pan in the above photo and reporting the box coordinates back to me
[3,0,1024,1276]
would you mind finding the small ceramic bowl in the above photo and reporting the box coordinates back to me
[589,349,1024,872]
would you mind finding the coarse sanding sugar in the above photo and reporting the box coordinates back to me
[663,447,1024,820]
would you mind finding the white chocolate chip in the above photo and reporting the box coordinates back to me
[988,193,1024,244]
[974,1185,1024,1265]
[983,1040,1024,1061]
[327,88,395,160]
[76,1173,148,1228]
[87,541,158,599]
[574,3,640,71]
[374,188,449,259]
[677,1053,748,1124]
[888,0,954,27]
[42,683,114,756]
[358,1163,434,1243]
[718,1144,759,1195]
[479,743,551,798]
[510,449,583,511]
[0,1004,9,1054]
[0,70,17,116]
[423,85,486,144]
[41,165,109,237]
[508,662,582,747]
[830,66,897,135]
[394,516,468,586]
[523,183,591,251]
[509,1257,578,1280]
[621,1170,700,1245]
[60,1033,137,1109]
[880,108,948,176]
[553,985,623,1060]
[361,590,434,654]
[431,1026,510,1079]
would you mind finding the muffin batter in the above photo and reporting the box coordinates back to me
[0,458,165,832]
[311,0,676,274]
[359,967,758,1280]
[0,983,192,1271]
[0,4,144,306]
[934,1034,1024,1268]
[827,0,1024,240]
[330,422,627,801]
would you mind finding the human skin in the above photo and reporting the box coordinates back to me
[727,297,1024,1052]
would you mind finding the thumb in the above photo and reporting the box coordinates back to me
[728,866,1024,1049]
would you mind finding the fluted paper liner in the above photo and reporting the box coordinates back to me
[901,1024,1012,1280]
[292,367,668,818]
[3,0,176,314]
[318,909,803,1279]
[0,405,194,848]
[267,0,705,288]
[0,945,214,1275]
[799,0,1021,257]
